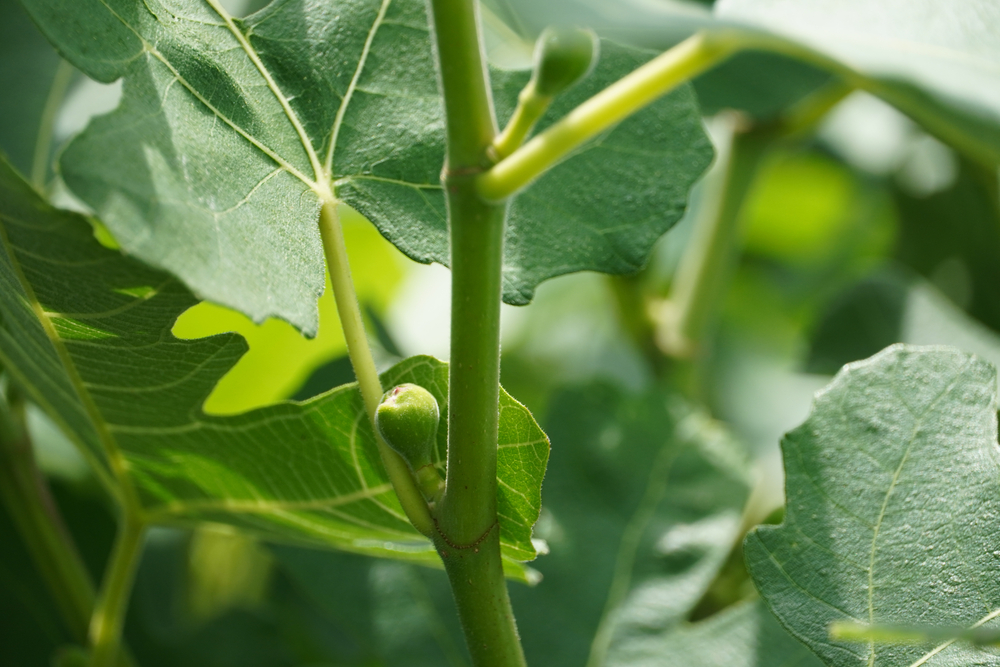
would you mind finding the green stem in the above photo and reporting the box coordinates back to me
[426,1,526,665]
[31,59,74,192]
[492,82,551,160]
[88,513,144,667]
[437,525,524,667]
[437,186,505,544]
[0,385,95,643]
[317,199,435,537]
[657,115,770,359]
[427,0,496,169]
[477,33,738,201]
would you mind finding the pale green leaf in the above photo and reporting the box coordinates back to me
[746,345,1000,666]
[607,600,822,667]
[715,0,1000,165]
[20,0,711,330]
[0,157,545,579]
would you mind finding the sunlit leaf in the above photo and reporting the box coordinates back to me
[20,0,711,332]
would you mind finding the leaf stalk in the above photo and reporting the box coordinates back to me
[88,512,145,667]
[317,199,435,537]
[656,115,769,359]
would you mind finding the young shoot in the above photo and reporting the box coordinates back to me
[491,26,599,160]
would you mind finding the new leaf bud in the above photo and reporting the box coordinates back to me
[375,383,439,472]
[531,26,599,97]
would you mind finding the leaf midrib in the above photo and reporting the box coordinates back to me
[585,435,685,667]
[325,0,394,176]
[205,0,326,182]
[0,214,135,507]
[864,360,971,667]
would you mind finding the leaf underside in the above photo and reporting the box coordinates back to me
[19,0,712,333]
[715,0,1000,166]
[0,157,546,580]
[747,345,1000,666]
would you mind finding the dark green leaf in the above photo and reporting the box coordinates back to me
[808,270,1000,377]
[0,157,545,577]
[893,158,1000,332]
[0,498,73,666]
[509,382,752,665]
[20,0,711,330]
[272,546,470,667]
[747,345,1000,666]
[485,41,713,304]
[692,52,830,121]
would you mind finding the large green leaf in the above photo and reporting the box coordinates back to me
[19,0,711,332]
[714,0,1000,165]
[747,345,1000,666]
[0,156,546,579]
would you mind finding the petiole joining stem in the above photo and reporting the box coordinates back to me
[477,32,738,201]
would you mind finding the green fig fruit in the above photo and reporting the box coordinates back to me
[532,26,599,97]
[375,383,439,472]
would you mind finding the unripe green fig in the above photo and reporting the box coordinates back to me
[375,383,439,472]
[531,26,599,97]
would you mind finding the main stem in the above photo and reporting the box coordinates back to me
[426,0,526,665]
[88,513,145,667]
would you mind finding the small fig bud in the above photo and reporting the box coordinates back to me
[531,26,599,97]
[375,383,439,471]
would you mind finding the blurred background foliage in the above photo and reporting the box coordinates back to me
[3,0,999,665]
